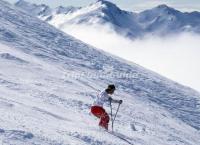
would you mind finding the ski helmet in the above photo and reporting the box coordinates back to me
[108,84,115,90]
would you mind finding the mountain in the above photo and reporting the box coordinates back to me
[15,0,79,17]
[14,0,143,37]
[15,0,52,17]
[137,4,200,34]
[15,0,200,38]
[60,0,143,37]
[1,0,200,144]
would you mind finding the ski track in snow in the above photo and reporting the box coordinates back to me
[0,0,200,145]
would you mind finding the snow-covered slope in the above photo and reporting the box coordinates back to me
[15,0,200,38]
[1,0,200,144]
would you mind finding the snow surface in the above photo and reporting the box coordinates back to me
[15,0,200,38]
[14,0,200,92]
[1,0,200,144]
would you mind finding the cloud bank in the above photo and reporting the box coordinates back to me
[60,23,200,92]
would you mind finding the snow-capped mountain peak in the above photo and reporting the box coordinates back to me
[156,4,175,10]
[15,0,30,7]
[52,0,142,37]
[93,0,120,10]
[55,6,79,14]
[74,0,123,20]
[138,4,180,21]
[15,0,51,16]
[152,4,181,16]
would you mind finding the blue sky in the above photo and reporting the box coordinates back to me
[6,0,200,12]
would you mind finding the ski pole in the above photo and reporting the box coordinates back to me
[109,100,114,131]
[112,103,121,131]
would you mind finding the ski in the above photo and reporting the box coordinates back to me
[106,130,134,145]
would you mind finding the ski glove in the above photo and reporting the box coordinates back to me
[109,97,122,104]
[119,100,123,104]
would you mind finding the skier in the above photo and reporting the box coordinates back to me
[91,84,123,130]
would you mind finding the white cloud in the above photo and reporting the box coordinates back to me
[59,23,200,92]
